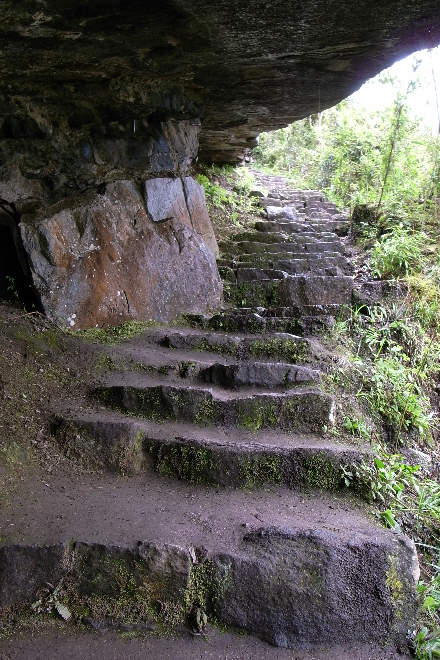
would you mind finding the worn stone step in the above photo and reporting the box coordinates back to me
[259,197,284,207]
[0,469,419,654]
[224,264,342,280]
[138,327,311,362]
[254,221,338,238]
[222,240,346,256]
[265,206,298,221]
[235,267,290,282]
[184,310,336,336]
[199,359,320,388]
[233,230,341,245]
[93,374,335,432]
[265,315,336,335]
[228,231,340,246]
[220,250,347,265]
[52,406,367,491]
[225,275,353,308]
[219,254,351,273]
[98,341,319,388]
[0,627,412,660]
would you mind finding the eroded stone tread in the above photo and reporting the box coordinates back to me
[51,403,367,488]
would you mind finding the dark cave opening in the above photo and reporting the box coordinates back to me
[0,214,38,308]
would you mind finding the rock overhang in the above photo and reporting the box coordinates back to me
[0,0,439,161]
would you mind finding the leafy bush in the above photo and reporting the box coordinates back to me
[233,167,256,195]
[362,356,433,440]
[370,225,426,278]
[196,174,236,210]
[417,562,440,660]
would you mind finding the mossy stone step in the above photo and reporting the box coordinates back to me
[53,407,366,491]
[93,375,335,432]
[222,240,346,256]
[182,310,336,336]
[225,275,353,308]
[0,469,419,653]
[224,279,284,308]
[99,341,319,388]
[254,222,340,239]
[141,327,311,362]
[262,304,349,319]
[265,315,336,335]
[218,254,350,273]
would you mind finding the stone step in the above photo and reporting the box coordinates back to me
[183,310,337,336]
[265,315,336,335]
[265,206,298,221]
[233,266,340,282]
[235,267,289,282]
[232,230,341,244]
[52,406,366,490]
[218,254,351,273]
[262,304,347,318]
[279,275,353,306]
[221,240,346,256]
[0,626,412,660]
[220,250,348,265]
[138,327,311,362]
[229,231,340,245]
[224,280,283,308]
[93,374,335,432]
[0,468,418,653]
[225,276,353,308]
[254,221,338,238]
[98,342,319,388]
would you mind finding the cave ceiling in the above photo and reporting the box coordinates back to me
[1,0,440,161]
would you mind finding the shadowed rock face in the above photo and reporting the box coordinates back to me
[0,0,439,162]
[20,180,221,328]
[0,1,439,325]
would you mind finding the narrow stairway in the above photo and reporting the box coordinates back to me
[0,172,419,659]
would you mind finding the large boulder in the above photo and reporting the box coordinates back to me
[20,180,222,328]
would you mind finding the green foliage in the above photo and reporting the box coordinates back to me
[233,167,257,195]
[70,320,157,344]
[343,416,370,440]
[417,561,440,659]
[363,356,433,440]
[337,303,439,442]
[343,446,440,535]
[196,174,236,210]
[197,166,260,213]
[254,83,440,223]
[370,225,427,278]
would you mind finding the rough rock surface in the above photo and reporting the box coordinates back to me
[0,2,439,163]
[20,180,221,328]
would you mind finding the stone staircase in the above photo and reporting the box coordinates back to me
[0,172,419,658]
[196,171,356,338]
